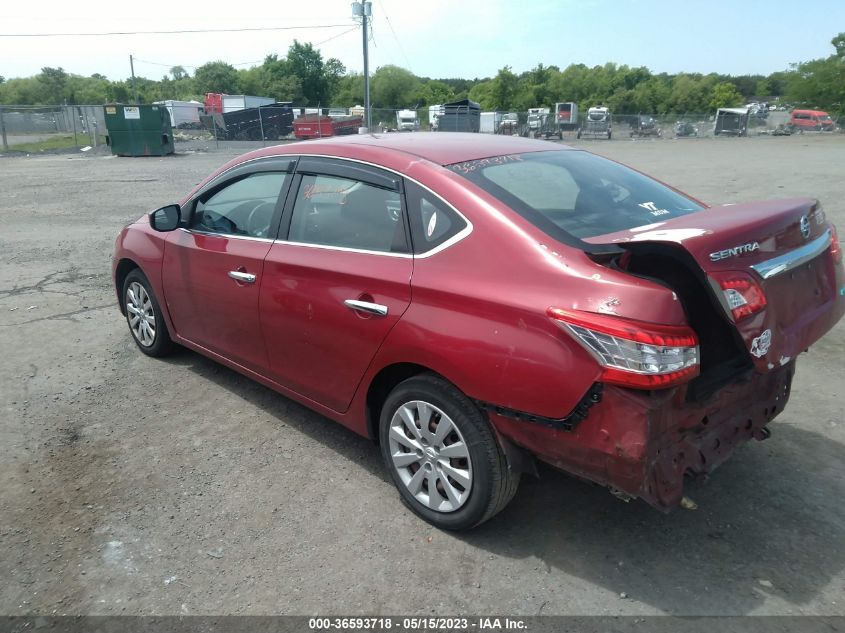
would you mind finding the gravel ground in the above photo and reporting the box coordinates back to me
[1,134,844,617]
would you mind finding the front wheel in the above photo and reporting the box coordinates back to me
[123,269,174,357]
[379,374,519,530]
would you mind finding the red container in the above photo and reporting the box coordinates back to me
[294,115,362,139]
[203,93,224,114]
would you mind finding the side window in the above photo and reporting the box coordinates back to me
[192,172,288,238]
[405,181,468,254]
[288,174,407,253]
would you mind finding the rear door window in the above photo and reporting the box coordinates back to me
[287,174,408,253]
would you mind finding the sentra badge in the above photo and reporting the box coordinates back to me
[709,242,760,262]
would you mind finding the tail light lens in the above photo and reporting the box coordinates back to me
[831,224,842,264]
[712,272,767,321]
[547,308,699,389]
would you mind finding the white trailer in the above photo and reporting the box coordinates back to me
[396,109,419,131]
[154,100,203,128]
[554,102,579,132]
[480,111,503,134]
[221,95,275,113]
[429,105,444,130]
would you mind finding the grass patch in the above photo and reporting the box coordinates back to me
[6,134,106,153]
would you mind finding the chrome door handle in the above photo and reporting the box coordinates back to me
[344,299,388,316]
[228,270,256,284]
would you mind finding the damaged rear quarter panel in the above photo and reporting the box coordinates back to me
[488,363,794,510]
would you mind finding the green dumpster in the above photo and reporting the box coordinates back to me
[103,104,174,156]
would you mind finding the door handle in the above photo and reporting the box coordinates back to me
[344,299,388,317]
[228,270,256,284]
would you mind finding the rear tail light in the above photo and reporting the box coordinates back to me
[547,308,699,389]
[831,224,842,264]
[711,272,767,321]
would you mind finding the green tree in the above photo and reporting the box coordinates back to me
[371,65,421,108]
[709,81,744,110]
[285,40,332,105]
[489,66,519,110]
[467,81,495,110]
[832,32,845,58]
[324,58,346,103]
[170,66,188,81]
[194,61,239,94]
[786,33,845,112]
[37,67,68,103]
[334,73,365,106]
[415,79,455,106]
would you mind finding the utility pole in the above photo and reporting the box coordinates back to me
[352,1,372,131]
[129,54,139,104]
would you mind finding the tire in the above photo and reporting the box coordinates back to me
[379,374,519,530]
[122,269,175,357]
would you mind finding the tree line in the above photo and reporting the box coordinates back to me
[1,34,843,116]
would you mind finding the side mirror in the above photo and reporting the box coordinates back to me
[150,204,181,232]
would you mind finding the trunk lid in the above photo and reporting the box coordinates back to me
[585,198,845,372]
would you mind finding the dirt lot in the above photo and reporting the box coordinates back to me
[1,134,844,617]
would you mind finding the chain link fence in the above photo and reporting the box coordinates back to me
[2,104,842,154]
[0,105,106,152]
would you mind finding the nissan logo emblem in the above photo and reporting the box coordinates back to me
[800,215,811,240]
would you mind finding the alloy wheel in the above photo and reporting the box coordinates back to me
[126,281,156,347]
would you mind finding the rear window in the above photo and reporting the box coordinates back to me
[448,151,704,240]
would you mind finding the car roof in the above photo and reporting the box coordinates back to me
[250,132,572,167]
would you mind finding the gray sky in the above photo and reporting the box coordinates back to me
[1,0,843,81]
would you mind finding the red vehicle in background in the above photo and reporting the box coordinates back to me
[788,109,836,132]
[112,134,845,530]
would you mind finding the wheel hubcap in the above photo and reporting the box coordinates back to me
[388,400,472,513]
[126,281,156,347]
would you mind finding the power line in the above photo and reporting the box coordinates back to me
[376,0,412,71]
[133,57,265,70]
[0,23,355,38]
[315,26,359,46]
[132,27,359,74]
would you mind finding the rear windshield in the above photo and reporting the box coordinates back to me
[447,150,704,240]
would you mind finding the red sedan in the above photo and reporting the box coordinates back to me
[112,133,845,530]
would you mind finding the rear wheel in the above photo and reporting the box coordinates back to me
[379,374,519,530]
[123,269,174,357]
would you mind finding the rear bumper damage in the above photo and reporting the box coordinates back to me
[489,363,794,510]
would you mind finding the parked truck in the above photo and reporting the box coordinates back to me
[577,105,612,139]
[396,109,420,131]
[526,107,550,135]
